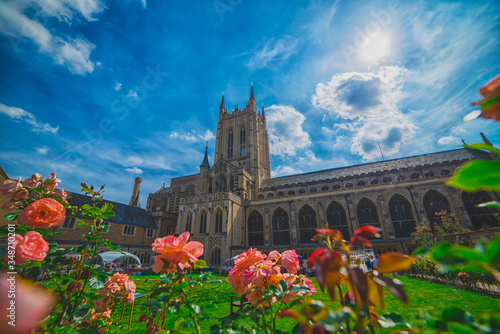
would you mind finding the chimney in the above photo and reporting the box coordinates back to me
[129,177,142,207]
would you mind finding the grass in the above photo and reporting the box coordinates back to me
[41,273,499,333]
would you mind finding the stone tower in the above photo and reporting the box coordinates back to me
[213,85,271,189]
[129,177,142,207]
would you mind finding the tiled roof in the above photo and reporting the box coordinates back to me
[66,192,157,229]
[261,148,486,189]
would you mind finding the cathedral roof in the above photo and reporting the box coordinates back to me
[66,192,157,229]
[152,187,170,195]
[261,148,487,189]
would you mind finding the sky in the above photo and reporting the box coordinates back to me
[0,0,499,206]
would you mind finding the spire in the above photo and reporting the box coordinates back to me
[200,144,210,168]
[250,82,255,101]
[480,132,493,146]
[261,103,266,121]
[128,177,142,207]
[219,92,225,110]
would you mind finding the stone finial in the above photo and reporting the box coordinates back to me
[129,177,142,207]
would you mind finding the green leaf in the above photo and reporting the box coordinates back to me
[477,201,500,208]
[190,304,201,315]
[447,322,477,334]
[447,159,500,191]
[89,276,107,290]
[150,287,170,298]
[289,285,311,294]
[442,306,468,324]
[194,259,208,269]
[279,279,288,292]
[486,235,500,265]
[464,143,500,154]
[430,242,488,267]
[4,212,20,221]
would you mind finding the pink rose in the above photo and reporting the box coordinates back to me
[228,248,266,295]
[7,231,49,265]
[281,250,299,274]
[0,178,28,200]
[151,232,204,273]
[17,198,66,229]
[51,188,67,200]
[43,173,61,191]
[23,173,45,188]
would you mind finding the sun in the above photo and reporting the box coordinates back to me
[358,33,391,63]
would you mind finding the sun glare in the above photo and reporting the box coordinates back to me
[359,33,391,63]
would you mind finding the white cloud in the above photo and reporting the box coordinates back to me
[298,150,320,166]
[114,82,122,91]
[312,66,416,160]
[272,165,302,178]
[198,130,215,141]
[247,35,299,68]
[0,103,59,134]
[139,0,147,8]
[451,125,466,135]
[127,90,139,100]
[125,167,143,174]
[437,136,459,146]
[127,156,143,165]
[0,0,104,75]
[36,146,49,155]
[266,105,311,157]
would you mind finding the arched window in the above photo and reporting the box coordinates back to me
[267,193,274,198]
[370,179,379,185]
[215,210,223,234]
[389,195,416,238]
[161,199,167,211]
[229,175,234,190]
[208,177,213,193]
[199,211,207,234]
[227,129,234,159]
[211,248,221,266]
[383,177,392,184]
[240,126,246,157]
[440,169,450,176]
[397,175,406,181]
[322,186,329,191]
[272,208,290,245]
[326,201,349,239]
[298,205,318,244]
[345,183,353,189]
[288,190,295,195]
[424,171,435,178]
[356,198,380,227]
[215,174,227,191]
[248,210,264,246]
[410,173,420,180]
[462,191,498,230]
[332,185,341,190]
[277,192,284,197]
[357,181,366,186]
[423,190,450,227]
[257,194,264,199]
[186,212,192,233]
[310,188,317,193]
[151,199,157,212]
[299,189,306,194]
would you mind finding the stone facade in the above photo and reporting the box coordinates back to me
[147,88,500,265]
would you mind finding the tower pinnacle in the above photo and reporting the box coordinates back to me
[250,83,255,101]
[200,144,210,168]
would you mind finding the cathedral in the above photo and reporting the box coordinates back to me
[141,87,499,266]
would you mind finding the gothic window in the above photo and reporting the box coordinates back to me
[423,190,450,227]
[326,201,349,239]
[440,169,450,176]
[208,177,213,193]
[332,185,341,190]
[424,171,435,178]
[462,191,498,230]
[322,186,329,191]
[248,210,264,246]
[258,194,264,199]
[215,174,227,191]
[370,179,379,185]
[288,190,295,195]
[240,126,246,157]
[211,248,221,266]
[356,198,380,228]
[357,181,366,187]
[389,194,416,238]
[161,199,167,211]
[277,192,284,197]
[397,175,406,181]
[272,208,290,245]
[215,210,223,234]
[298,205,318,244]
[310,188,317,193]
[410,173,420,180]
[199,211,207,234]
[229,175,234,190]
[267,193,274,198]
[345,183,353,189]
[383,177,392,184]
[151,199,157,212]
[299,189,306,194]
[227,129,234,159]
[186,212,192,232]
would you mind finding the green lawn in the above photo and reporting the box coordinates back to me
[41,274,500,333]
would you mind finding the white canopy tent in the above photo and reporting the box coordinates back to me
[96,251,142,266]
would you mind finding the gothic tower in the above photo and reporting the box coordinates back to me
[213,86,271,188]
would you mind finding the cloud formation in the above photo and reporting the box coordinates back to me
[125,167,143,174]
[0,0,104,75]
[437,136,459,146]
[312,66,416,160]
[36,146,49,155]
[266,105,311,157]
[247,35,299,68]
[0,103,59,134]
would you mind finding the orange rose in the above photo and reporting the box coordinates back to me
[472,74,500,121]
[17,198,66,228]
[11,231,49,264]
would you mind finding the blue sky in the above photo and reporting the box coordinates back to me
[0,0,499,206]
